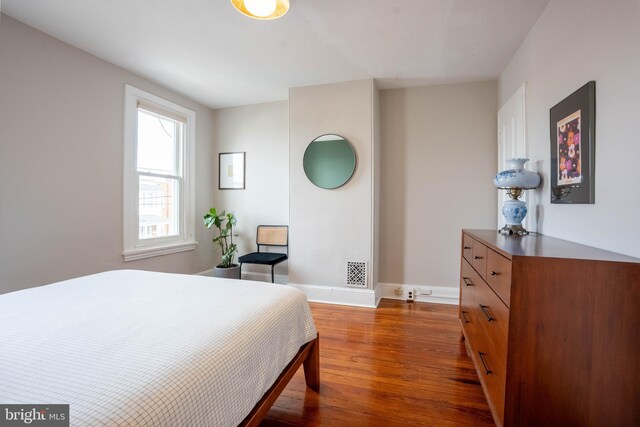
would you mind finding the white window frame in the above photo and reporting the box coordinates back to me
[122,84,197,261]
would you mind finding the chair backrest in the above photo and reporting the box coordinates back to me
[256,225,288,252]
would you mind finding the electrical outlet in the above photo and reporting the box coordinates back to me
[407,290,415,303]
[415,287,433,296]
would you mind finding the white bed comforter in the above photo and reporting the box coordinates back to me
[0,270,317,426]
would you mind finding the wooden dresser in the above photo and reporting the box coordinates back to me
[459,229,640,427]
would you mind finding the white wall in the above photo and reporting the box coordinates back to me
[210,101,289,277]
[379,82,498,287]
[499,0,640,257]
[289,79,376,288]
[0,15,215,293]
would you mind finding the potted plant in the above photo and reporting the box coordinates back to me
[204,208,240,279]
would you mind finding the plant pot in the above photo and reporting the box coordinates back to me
[213,264,241,279]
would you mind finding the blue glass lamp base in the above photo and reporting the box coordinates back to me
[500,198,530,235]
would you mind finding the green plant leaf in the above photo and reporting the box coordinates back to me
[203,213,216,229]
[204,207,238,268]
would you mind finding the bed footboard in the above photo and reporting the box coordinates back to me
[303,334,320,391]
[239,334,320,426]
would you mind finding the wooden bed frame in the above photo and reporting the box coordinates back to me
[240,334,320,426]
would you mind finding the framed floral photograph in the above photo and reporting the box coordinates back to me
[549,81,596,204]
[219,152,245,190]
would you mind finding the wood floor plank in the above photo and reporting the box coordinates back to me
[261,299,494,426]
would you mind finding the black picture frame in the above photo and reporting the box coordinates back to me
[549,81,596,204]
[218,152,246,190]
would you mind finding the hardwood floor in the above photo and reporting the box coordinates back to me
[262,299,494,426]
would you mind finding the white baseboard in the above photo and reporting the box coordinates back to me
[375,282,459,306]
[196,270,456,308]
[287,283,377,308]
[196,269,288,284]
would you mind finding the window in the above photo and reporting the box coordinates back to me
[123,85,196,261]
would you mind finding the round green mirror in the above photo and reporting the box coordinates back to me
[303,134,356,189]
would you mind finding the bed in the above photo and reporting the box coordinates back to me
[0,270,319,426]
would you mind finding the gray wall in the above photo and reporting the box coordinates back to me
[210,80,498,290]
[372,84,381,291]
[0,15,215,293]
[499,0,640,257]
[210,101,290,277]
[0,12,505,294]
[379,82,498,287]
[289,80,376,288]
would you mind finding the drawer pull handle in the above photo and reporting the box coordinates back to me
[461,311,471,323]
[464,246,472,250]
[490,271,499,276]
[463,277,474,286]
[479,304,495,322]
[478,352,492,375]
[474,255,483,260]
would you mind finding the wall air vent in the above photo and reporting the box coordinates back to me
[346,260,368,288]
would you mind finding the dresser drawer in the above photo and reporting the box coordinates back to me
[472,241,488,280]
[460,259,478,329]
[469,329,506,426]
[473,279,509,378]
[462,301,506,426]
[462,233,474,264]
[486,250,512,307]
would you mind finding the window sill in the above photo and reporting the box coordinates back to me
[122,240,198,262]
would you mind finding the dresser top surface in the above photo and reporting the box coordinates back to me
[464,229,640,264]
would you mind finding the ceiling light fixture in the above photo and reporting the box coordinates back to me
[231,0,289,20]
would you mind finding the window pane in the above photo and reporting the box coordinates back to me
[139,175,179,239]
[137,109,179,174]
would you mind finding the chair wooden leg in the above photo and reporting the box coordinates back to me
[271,265,275,283]
[239,263,242,279]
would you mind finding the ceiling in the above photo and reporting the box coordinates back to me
[2,0,549,109]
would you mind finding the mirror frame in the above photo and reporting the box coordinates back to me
[303,134,357,189]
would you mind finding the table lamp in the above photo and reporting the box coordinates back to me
[494,158,541,235]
